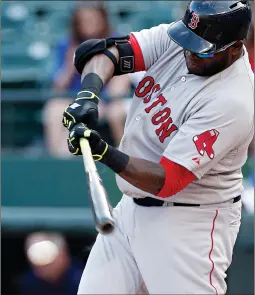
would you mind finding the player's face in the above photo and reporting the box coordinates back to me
[184,49,231,76]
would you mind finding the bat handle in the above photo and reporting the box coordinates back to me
[79,138,115,235]
[80,138,97,172]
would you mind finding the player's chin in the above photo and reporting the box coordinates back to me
[185,57,217,76]
[186,61,208,76]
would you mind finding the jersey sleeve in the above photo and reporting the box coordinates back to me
[163,95,253,179]
[129,23,172,72]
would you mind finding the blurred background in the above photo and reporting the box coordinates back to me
[1,1,254,294]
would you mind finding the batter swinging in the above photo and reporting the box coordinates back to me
[62,1,254,294]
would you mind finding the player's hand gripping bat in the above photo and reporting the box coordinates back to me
[79,137,115,235]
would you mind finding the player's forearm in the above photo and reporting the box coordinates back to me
[119,157,166,195]
[81,46,119,88]
[101,146,165,195]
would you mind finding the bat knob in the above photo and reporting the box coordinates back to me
[97,218,115,235]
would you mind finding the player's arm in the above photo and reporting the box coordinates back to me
[75,23,171,80]
[80,45,118,88]
[118,156,196,197]
[62,36,139,131]
[67,123,196,197]
[62,24,170,130]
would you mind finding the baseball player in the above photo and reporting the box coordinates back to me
[62,1,254,294]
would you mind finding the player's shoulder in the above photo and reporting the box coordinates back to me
[218,51,253,101]
[219,75,253,98]
[216,85,253,111]
[131,22,176,56]
[155,23,173,32]
[154,23,173,43]
[202,71,253,122]
[144,22,172,33]
[216,75,253,105]
[214,79,254,127]
[132,22,172,41]
[220,48,254,92]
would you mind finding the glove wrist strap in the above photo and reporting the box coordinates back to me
[76,90,100,101]
[100,145,129,174]
[93,142,109,161]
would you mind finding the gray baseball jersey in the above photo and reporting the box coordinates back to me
[116,23,254,204]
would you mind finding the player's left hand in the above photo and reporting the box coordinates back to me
[62,91,99,131]
[68,123,108,161]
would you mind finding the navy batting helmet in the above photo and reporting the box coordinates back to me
[168,1,252,54]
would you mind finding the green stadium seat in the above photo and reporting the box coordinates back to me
[2,40,52,83]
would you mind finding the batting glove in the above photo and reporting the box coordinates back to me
[62,91,99,131]
[68,123,108,161]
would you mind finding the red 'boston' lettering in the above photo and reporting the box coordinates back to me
[155,118,178,143]
[143,84,160,103]
[134,77,178,144]
[145,94,167,113]
[135,76,154,98]
[151,107,171,124]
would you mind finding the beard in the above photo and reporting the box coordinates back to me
[184,50,230,77]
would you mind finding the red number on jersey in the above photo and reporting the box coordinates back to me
[193,129,219,159]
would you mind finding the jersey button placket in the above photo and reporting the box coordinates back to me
[170,86,175,91]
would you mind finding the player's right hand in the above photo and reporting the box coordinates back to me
[68,122,108,161]
[62,90,99,131]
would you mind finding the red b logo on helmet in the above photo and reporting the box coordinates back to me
[188,12,199,29]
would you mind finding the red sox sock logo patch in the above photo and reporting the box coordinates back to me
[193,129,219,160]
[188,12,199,29]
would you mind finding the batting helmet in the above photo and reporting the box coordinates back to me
[168,1,252,54]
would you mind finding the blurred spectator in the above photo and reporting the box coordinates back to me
[43,5,131,157]
[17,232,83,295]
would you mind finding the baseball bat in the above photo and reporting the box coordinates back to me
[79,137,115,235]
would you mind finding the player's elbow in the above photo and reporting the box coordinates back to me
[74,39,119,75]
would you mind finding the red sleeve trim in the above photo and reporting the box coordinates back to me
[128,33,146,72]
[157,156,196,198]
